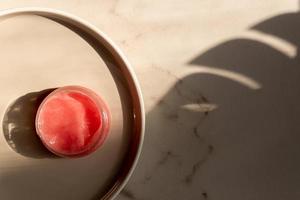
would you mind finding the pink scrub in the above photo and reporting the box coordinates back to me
[36,86,110,157]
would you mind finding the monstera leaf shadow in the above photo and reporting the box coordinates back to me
[120,11,300,200]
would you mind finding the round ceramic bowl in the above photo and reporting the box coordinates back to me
[0,7,144,200]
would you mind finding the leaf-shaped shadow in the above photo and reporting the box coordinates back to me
[129,11,300,200]
[251,12,300,47]
[182,12,300,200]
[189,38,292,88]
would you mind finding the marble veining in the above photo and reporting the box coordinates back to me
[0,1,298,200]
[119,189,136,200]
[184,145,214,185]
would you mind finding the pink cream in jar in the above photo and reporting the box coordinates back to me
[35,86,110,157]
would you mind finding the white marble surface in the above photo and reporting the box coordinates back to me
[0,1,300,200]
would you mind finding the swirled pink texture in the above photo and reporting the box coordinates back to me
[36,86,110,157]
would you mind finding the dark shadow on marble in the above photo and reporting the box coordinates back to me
[2,88,58,158]
[119,11,300,200]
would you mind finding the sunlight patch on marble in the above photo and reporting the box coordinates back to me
[188,65,261,90]
[181,103,218,113]
[242,30,297,58]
